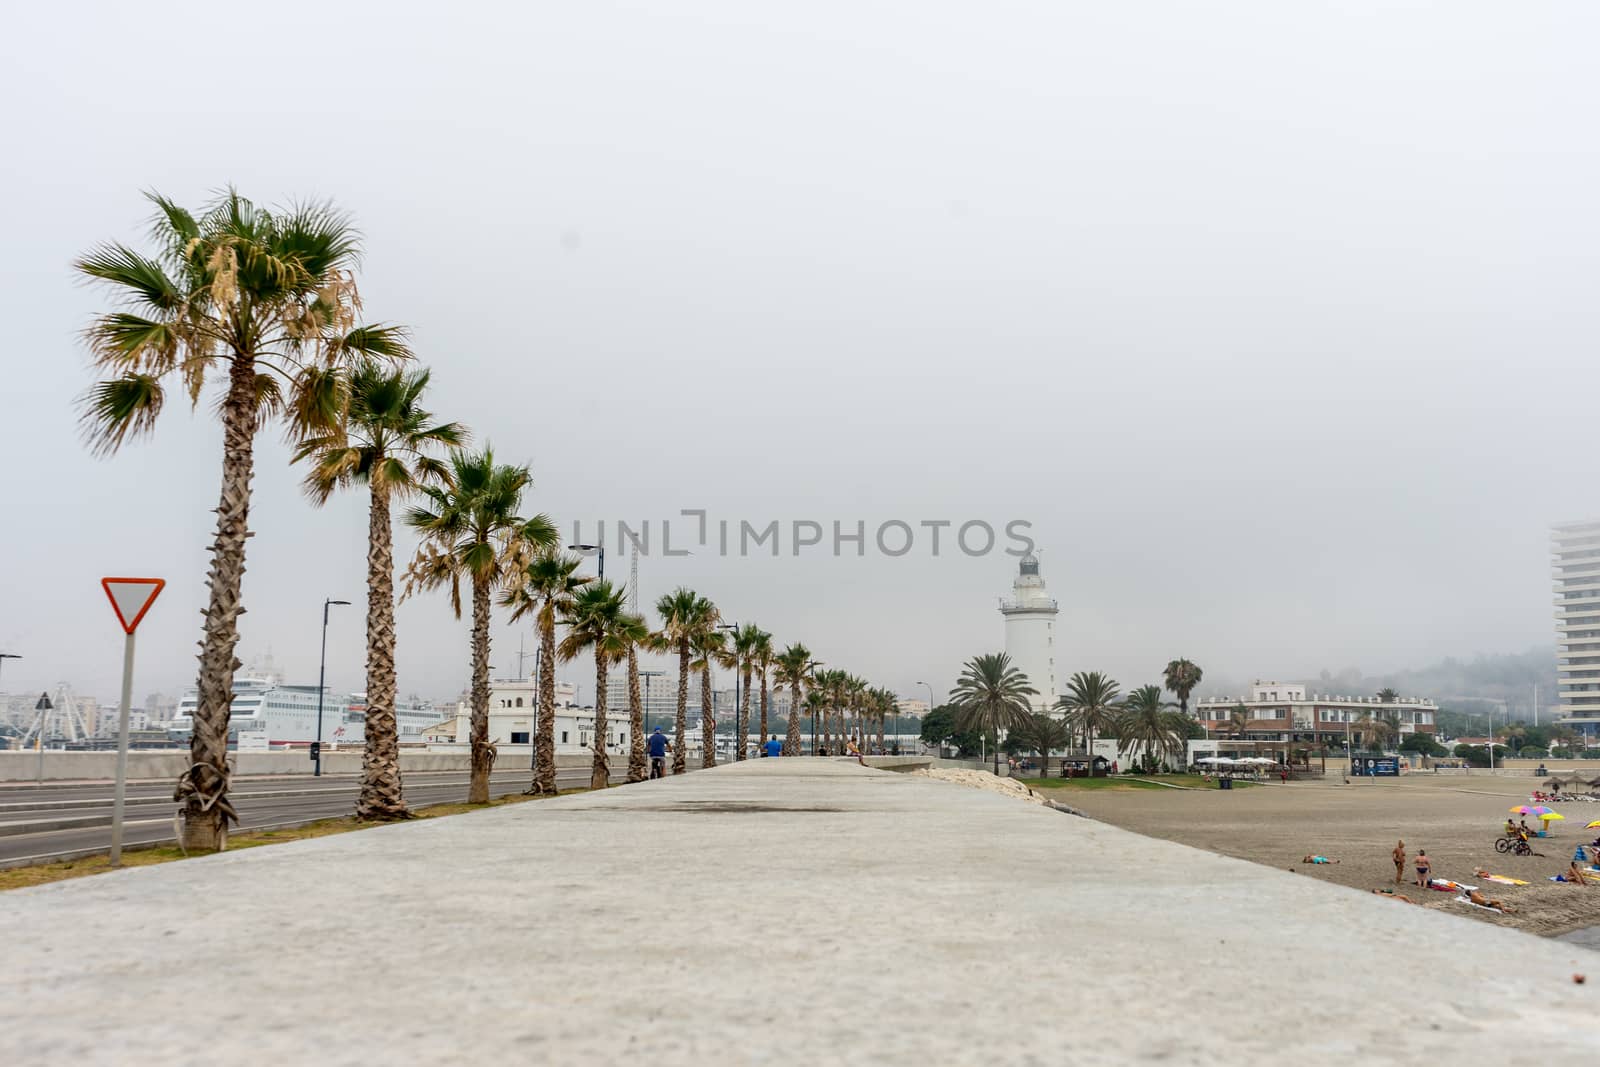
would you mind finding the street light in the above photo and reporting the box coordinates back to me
[718,623,738,760]
[805,659,822,755]
[313,598,351,778]
[918,680,935,755]
[0,653,19,687]
[569,543,604,581]
[640,669,665,734]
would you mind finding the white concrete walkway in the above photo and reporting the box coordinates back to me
[1,760,1594,1064]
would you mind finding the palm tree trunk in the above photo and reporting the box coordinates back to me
[701,664,717,768]
[673,641,689,775]
[356,480,408,820]
[758,675,769,750]
[626,645,646,782]
[467,572,494,804]
[176,357,255,852]
[737,666,752,761]
[590,651,609,790]
[785,684,802,755]
[531,610,558,795]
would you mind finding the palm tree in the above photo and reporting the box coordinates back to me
[730,624,765,760]
[773,645,815,755]
[951,653,1038,776]
[872,687,896,751]
[1225,703,1250,740]
[77,191,410,850]
[1352,712,1395,753]
[502,550,589,794]
[1009,714,1072,775]
[614,612,656,782]
[296,361,463,821]
[691,627,731,768]
[656,589,718,774]
[1118,685,1187,770]
[1376,686,1399,703]
[557,581,631,791]
[751,629,775,749]
[405,447,555,803]
[1163,659,1204,720]
[1055,671,1121,752]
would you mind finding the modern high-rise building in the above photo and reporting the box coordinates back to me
[1552,520,1600,740]
[1000,554,1059,714]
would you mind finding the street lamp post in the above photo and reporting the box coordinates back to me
[313,598,351,778]
[0,653,19,687]
[640,669,665,735]
[569,543,604,581]
[918,680,935,755]
[806,659,822,755]
[718,623,739,760]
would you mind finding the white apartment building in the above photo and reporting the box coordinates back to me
[1552,520,1600,741]
[1194,680,1438,747]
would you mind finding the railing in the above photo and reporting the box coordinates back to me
[999,597,1058,612]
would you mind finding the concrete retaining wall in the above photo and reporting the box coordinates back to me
[0,748,601,782]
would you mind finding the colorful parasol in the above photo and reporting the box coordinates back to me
[1540,812,1565,822]
[1511,805,1555,816]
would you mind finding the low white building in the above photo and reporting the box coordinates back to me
[1193,680,1438,748]
[423,678,629,756]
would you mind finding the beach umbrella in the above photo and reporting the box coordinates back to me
[1540,812,1565,822]
[1510,805,1554,816]
[1585,820,1600,829]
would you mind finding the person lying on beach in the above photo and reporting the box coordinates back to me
[1466,889,1514,913]
[1301,855,1339,865]
[1370,889,1414,903]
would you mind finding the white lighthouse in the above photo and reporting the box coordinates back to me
[1000,554,1059,714]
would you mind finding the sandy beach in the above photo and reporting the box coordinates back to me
[1057,772,1600,938]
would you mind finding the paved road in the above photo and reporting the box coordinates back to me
[0,770,586,867]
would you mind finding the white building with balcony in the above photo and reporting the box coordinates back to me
[1194,680,1438,747]
[1552,520,1600,740]
[999,554,1059,714]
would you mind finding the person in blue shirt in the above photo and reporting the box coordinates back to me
[647,727,671,779]
[763,735,782,758]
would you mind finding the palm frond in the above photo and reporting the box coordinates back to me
[79,375,165,456]
[332,323,412,363]
[75,244,183,312]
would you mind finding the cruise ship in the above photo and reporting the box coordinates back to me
[168,680,436,748]
[347,691,439,746]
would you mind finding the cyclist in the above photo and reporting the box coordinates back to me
[647,727,671,779]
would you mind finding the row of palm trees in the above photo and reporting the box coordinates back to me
[75,190,904,848]
[945,655,1207,773]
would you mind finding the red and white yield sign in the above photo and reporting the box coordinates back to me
[101,577,165,634]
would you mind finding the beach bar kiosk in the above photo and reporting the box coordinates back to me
[1059,752,1110,779]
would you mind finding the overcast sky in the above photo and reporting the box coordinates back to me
[3,2,1596,708]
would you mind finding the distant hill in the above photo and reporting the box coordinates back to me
[1197,648,1557,723]
[1305,648,1555,721]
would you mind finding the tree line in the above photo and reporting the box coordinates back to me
[75,190,889,850]
[928,655,1206,773]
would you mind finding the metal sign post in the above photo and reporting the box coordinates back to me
[101,577,165,867]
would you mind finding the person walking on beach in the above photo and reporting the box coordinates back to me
[1392,840,1406,884]
[1414,849,1431,888]
[647,727,671,779]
